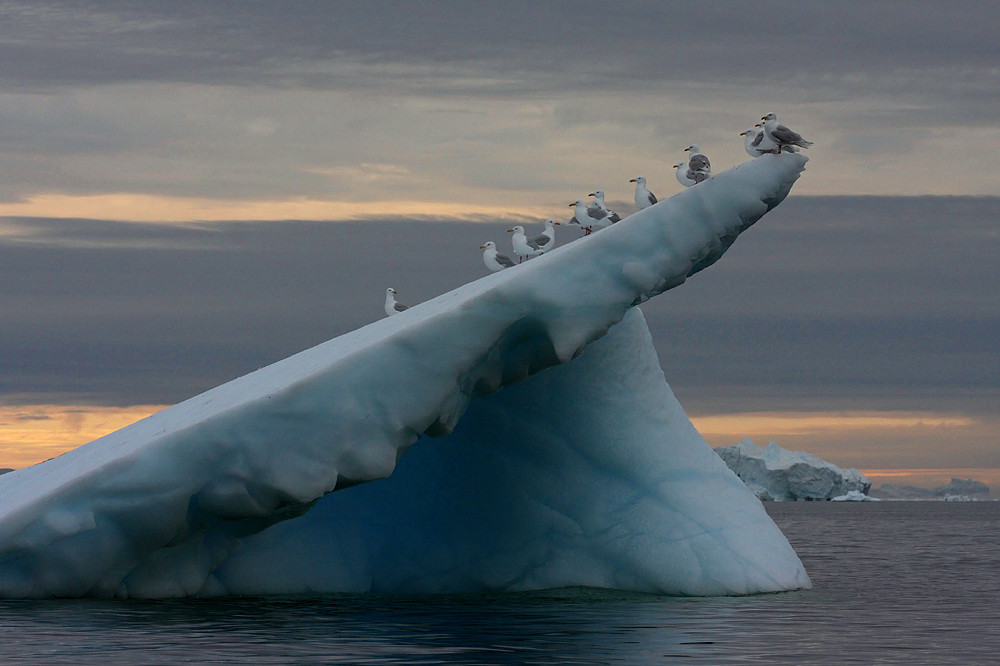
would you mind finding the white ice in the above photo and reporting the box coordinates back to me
[0,153,810,599]
[715,439,872,502]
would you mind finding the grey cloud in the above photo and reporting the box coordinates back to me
[2,197,998,419]
[1,1,998,207]
[3,1,997,98]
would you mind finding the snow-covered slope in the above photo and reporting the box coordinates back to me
[715,439,871,501]
[0,153,810,599]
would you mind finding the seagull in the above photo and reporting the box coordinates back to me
[508,225,544,262]
[588,190,622,223]
[480,240,517,272]
[531,219,560,253]
[629,176,657,210]
[568,199,615,235]
[683,145,711,182]
[740,125,773,157]
[384,287,408,316]
[742,123,798,157]
[760,112,813,153]
[673,161,696,187]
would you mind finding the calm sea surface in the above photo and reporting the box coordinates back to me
[2,501,998,664]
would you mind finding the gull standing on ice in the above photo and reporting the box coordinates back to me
[673,161,697,188]
[740,125,772,157]
[384,287,408,316]
[588,191,622,223]
[480,240,517,272]
[683,145,711,182]
[531,219,560,253]
[629,176,657,210]
[742,124,797,157]
[568,199,614,235]
[760,112,813,153]
[508,225,544,263]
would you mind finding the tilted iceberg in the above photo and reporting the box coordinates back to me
[0,153,811,599]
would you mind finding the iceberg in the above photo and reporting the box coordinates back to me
[872,478,990,501]
[0,153,811,599]
[715,439,871,502]
[831,490,878,502]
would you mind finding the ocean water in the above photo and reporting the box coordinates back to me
[1,501,997,664]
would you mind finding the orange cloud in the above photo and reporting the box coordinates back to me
[689,409,999,473]
[0,193,558,224]
[4,404,997,490]
[690,411,976,439]
[0,404,166,469]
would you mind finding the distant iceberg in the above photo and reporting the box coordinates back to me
[0,153,811,599]
[715,439,871,502]
[831,490,878,502]
[872,478,990,501]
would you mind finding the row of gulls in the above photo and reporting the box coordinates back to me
[509,220,559,262]
[741,112,812,157]
[389,112,811,313]
[674,113,811,188]
[567,189,624,236]
[478,218,560,274]
[674,145,712,188]
[399,175,659,313]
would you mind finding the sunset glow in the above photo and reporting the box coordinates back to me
[0,404,165,470]
[4,403,996,492]
[690,411,977,439]
[0,193,557,225]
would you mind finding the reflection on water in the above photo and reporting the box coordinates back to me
[1,502,998,664]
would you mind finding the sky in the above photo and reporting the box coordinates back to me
[1,1,998,487]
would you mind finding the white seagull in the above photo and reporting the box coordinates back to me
[760,112,813,153]
[531,219,560,253]
[629,176,657,210]
[384,287,408,316]
[568,199,615,235]
[588,190,623,223]
[480,240,517,272]
[683,145,711,182]
[508,225,544,262]
[742,123,798,157]
[673,161,697,187]
[741,125,772,157]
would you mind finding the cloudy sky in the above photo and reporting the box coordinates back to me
[1,1,998,486]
